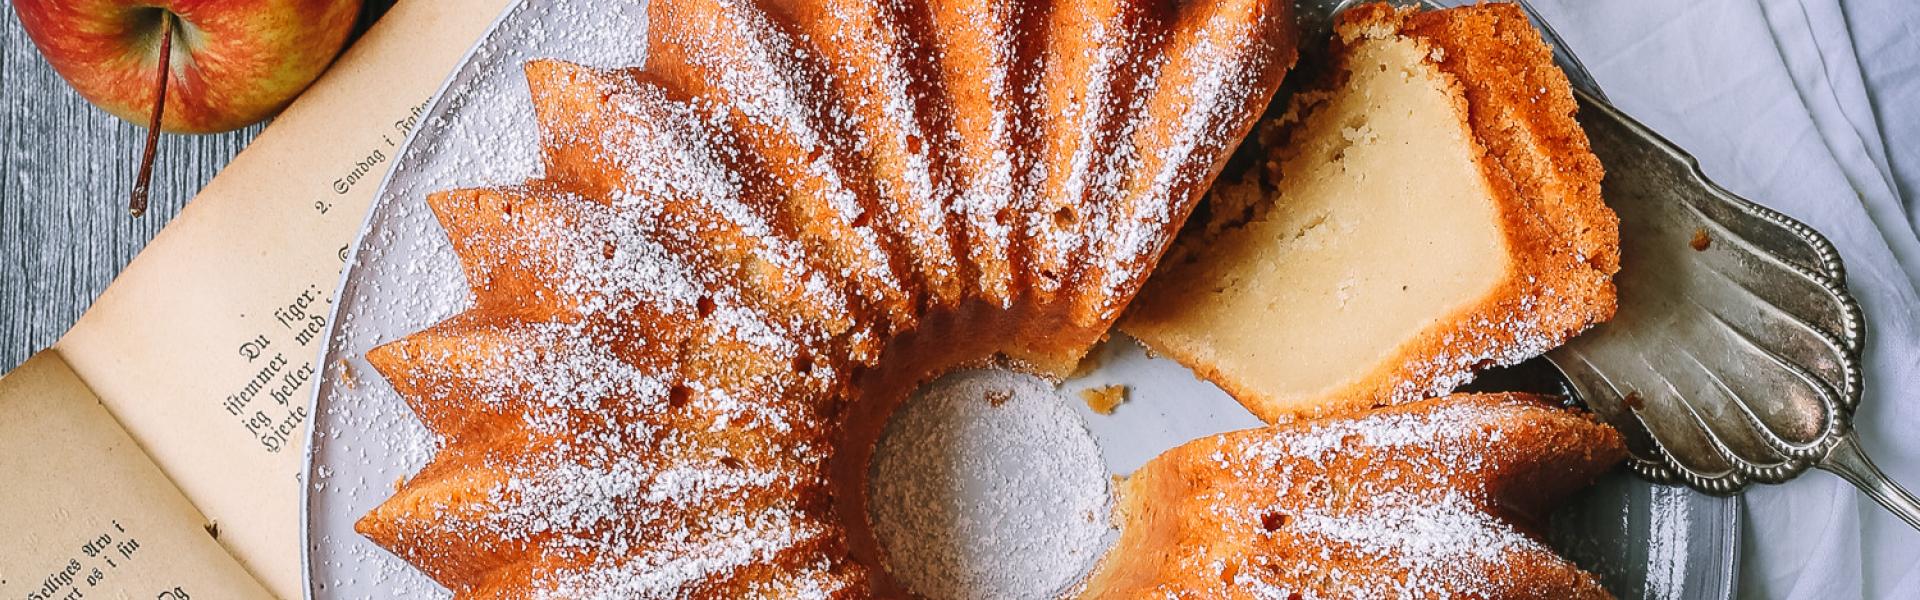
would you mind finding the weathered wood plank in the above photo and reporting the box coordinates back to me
[1,4,260,372]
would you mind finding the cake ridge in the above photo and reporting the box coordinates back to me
[754,0,969,311]
[648,0,923,335]
[1024,0,1173,300]
[525,60,865,353]
[1076,0,1300,325]
[917,0,1043,308]
[369,315,676,440]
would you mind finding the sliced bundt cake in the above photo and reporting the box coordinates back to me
[359,0,1300,595]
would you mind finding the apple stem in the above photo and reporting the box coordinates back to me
[130,14,174,217]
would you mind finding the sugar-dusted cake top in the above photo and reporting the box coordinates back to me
[1083,392,1625,599]
[357,0,1299,596]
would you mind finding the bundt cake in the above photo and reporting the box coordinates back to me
[358,0,1299,595]
[1083,392,1626,599]
[1122,2,1620,422]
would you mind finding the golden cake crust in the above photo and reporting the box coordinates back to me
[355,0,1299,596]
[1083,393,1624,599]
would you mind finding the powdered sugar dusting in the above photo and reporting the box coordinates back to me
[1217,402,1576,597]
[1084,0,1290,323]
[649,0,916,329]
[532,508,832,599]
[869,370,1114,599]
[1090,394,1619,598]
[921,0,1026,306]
[1023,2,1158,296]
[551,69,856,337]
[1389,288,1561,403]
[333,0,1292,591]
[778,0,967,306]
[349,172,844,592]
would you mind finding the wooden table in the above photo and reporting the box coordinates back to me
[0,2,394,372]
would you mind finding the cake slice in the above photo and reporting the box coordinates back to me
[1082,393,1623,599]
[1122,2,1618,422]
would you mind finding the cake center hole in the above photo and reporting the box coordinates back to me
[868,369,1115,599]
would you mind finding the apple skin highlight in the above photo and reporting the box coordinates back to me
[14,0,362,133]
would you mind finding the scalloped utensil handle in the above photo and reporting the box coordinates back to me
[1819,434,1920,531]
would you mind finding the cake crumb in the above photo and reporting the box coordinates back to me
[1080,385,1130,415]
[986,390,1012,407]
[338,359,357,391]
[1690,228,1711,251]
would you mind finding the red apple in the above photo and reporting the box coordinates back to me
[15,0,360,214]
[13,0,362,134]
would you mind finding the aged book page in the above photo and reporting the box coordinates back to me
[0,352,273,600]
[46,0,514,597]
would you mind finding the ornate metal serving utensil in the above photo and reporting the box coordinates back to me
[1509,0,1919,529]
[1499,0,1920,530]
[1548,78,1920,530]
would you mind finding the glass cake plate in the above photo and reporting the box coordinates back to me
[300,0,1741,597]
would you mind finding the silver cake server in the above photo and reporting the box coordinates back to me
[1291,0,1920,530]
[1498,0,1920,530]
[1548,77,1920,530]
[1506,0,1920,529]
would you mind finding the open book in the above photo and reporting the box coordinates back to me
[0,1,513,598]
